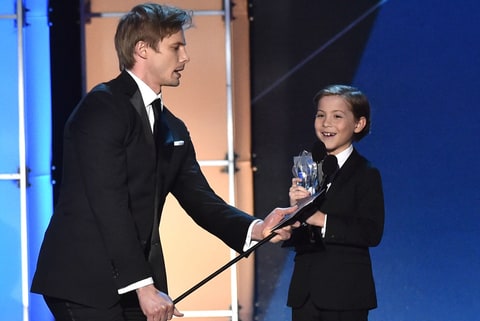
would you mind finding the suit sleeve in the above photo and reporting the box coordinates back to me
[322,166,385,248]
[167,126,254,254]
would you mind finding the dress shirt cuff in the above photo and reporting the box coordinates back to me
[243,219,262,251]
[118,277,154,294]
[321,214,328,238]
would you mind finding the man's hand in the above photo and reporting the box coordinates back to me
[136,284,183,321]
[252,206,299,243]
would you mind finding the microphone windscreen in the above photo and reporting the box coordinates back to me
[322,155,338,176]
[311,141,327,163]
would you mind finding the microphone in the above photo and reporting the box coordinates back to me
[311,140,327,163]
[319,154,338,190]
[322,154,338,174]
[311,141,326,193]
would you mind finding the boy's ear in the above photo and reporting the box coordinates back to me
[354,117,367,133]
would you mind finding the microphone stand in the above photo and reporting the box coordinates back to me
[173,231,278,304]
[173,191,324,304]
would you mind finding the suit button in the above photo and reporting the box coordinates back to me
[111,264,120,279]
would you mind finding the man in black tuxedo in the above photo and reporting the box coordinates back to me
[31,3,295,321]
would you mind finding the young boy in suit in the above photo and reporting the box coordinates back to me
[288,85,385,321]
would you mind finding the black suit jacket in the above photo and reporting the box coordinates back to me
[31,71,255,307]
[287,148,384,310]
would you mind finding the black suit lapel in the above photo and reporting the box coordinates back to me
[327,149,362,196]
[112,71,156,152]
[130,90,156,151]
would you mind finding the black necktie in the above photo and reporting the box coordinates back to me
[148,99,170,291]
[151,99,172,153]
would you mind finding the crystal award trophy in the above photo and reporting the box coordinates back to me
[292,150,319,194]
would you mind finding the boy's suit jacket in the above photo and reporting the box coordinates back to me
[31,71,255,307]
[287,148,384,310]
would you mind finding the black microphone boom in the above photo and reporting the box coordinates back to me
[320,154,338,188]
[311,140,327,163]
[173,230,277,304]
[322,154,338,176]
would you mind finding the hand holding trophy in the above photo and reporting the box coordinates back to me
[292,150,319,195]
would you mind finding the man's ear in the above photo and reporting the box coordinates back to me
[134,41,148,59]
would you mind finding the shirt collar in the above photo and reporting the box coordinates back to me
[126,70,162,108]
[334,144,353,169]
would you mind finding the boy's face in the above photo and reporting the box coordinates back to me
[314,95,365,155]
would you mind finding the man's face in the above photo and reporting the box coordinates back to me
[145,29,190,92]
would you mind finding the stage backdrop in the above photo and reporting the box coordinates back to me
[250,1,480,320]
[0,0,53,320]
